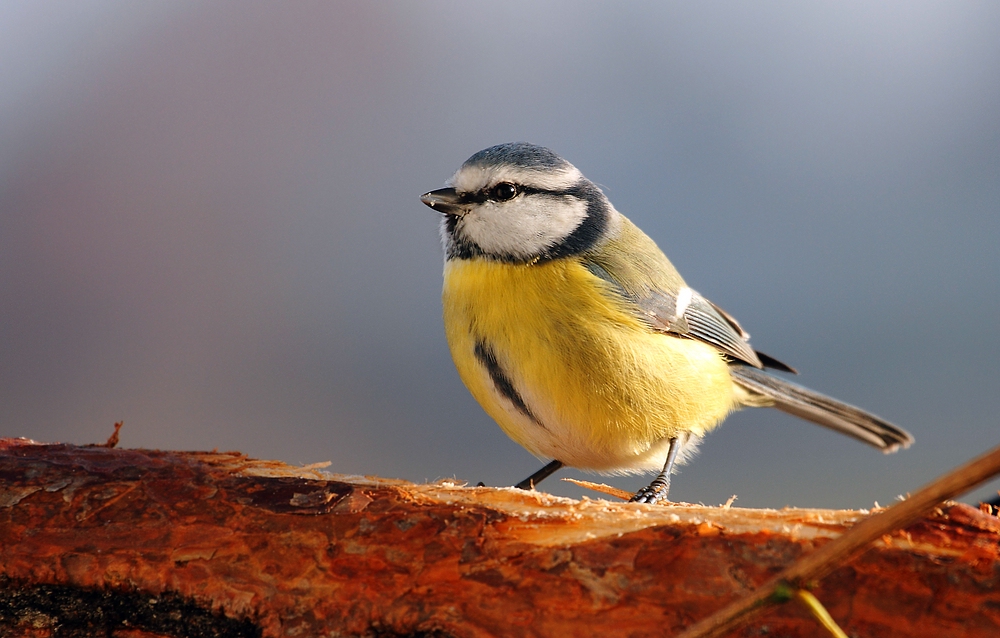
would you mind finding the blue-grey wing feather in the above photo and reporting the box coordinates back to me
[582,258,765,368]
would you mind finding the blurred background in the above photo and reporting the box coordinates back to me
[1,1,998,509]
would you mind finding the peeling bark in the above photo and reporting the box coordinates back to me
[1,439,998,637]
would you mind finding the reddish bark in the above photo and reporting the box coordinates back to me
[1,438,998,637]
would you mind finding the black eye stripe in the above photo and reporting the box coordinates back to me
[443,178,610,263]
[458,185,567,205]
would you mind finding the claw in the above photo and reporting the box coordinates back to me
[630,483,670,504]
[629,436,679,505]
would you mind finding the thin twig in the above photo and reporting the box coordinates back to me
[793,589,849,638]
[677,442,1000,638]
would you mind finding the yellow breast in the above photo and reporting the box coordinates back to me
[442,257,738,472]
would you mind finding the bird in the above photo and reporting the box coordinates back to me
[420,142,913,504]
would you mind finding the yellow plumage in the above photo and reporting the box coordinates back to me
[424,142,911,500]
[443,254,737,473]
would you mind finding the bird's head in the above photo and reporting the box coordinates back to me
[421,142,614,263]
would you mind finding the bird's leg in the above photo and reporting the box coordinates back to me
[514,460,564,490]
[630,437,680,504]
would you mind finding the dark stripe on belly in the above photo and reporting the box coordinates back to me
[474,341,545,428]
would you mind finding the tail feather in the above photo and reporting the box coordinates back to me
[729,365,914,453]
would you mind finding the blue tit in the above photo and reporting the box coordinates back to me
[421,142,913,504]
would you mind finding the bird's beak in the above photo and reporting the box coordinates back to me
[420,187,465,216]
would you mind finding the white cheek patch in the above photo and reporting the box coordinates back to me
[449,164,584,194]
[460,195,588,260]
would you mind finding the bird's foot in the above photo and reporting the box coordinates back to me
[513,459,564,490]
[629,482,670,504]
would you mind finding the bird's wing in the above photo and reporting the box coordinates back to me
[640,286,764,367]
[581,259,764,367]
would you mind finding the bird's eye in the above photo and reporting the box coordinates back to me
[489,182,518,202]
